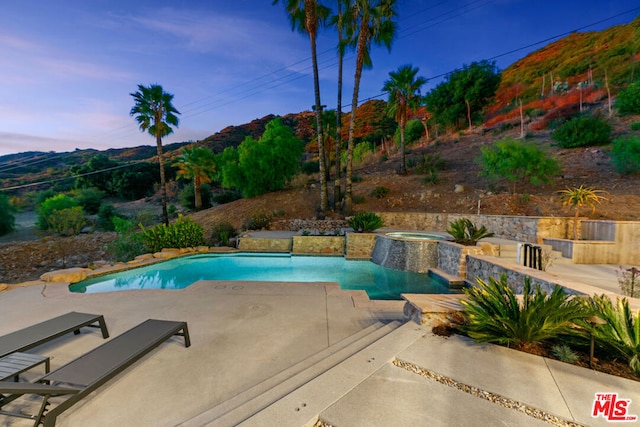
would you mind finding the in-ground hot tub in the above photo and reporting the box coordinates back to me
[372,232,451,273]
[384,231,450,241]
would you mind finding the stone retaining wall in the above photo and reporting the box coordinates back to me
[465,254,582,295]
[377,212,571,243]
[436,241,484,278]
[292,236,345,255]
[237,237,292,252]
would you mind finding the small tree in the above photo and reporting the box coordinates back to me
[477,137,560,194]
[557,185,607,240]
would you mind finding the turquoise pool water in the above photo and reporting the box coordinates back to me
[70,253,452,300]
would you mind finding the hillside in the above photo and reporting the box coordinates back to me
[189,118,640,234]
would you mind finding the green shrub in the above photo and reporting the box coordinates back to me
[347,212,384,233]
[34,189,56,206]
[243,208,273,230]
[630,122,640,131]
[73,187,104,215]
[461,275,590,351]
[47,206,87,236]
[210,221,237,246]
[342,142,374,165]
[615,81,640,116]
[36,194,80,230]
[611,135,640,175]
[97,204,121,231]
[354,142,373,163]
[0,194,16,236]
[446,218,494,245]
[370,186,389,199]
[140,215,206,253]
[586,295,640,376]
[106,217,147,261]
[395,120,424,146]
[351,175,364,183]
[551,115,612,148]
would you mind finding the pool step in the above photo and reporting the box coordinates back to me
[180,320,403,427]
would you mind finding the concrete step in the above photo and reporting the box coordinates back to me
[238,321,427,426]
[180,320,403,427]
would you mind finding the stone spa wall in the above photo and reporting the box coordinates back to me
[377,212,571,243]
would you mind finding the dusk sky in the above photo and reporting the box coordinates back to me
[0,1,637,156]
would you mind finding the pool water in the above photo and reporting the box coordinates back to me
[70,253,453,300]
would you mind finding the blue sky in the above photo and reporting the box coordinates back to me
[0,0,637,156]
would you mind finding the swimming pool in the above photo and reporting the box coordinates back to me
[70,253,453,300]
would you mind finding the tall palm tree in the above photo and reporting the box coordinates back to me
[382,64,426,174]
[342,0,397,214]
[558,185,607,240]
[130,84,180,225]
[332,0,350,210]
[274,0,330,214]
[174,146,216,210]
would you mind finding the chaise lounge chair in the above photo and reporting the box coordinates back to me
[0,311,110,358]
[0,319,190,427]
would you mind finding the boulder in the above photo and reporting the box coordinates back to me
[40,268,91,283]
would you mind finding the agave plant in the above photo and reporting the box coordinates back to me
[347,212,384,233]
[460,275,590,351]
[446,218,494,246]
[585,295,640,376]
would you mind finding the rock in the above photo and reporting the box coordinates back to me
[454,185,465,193]
[40,268,91,283]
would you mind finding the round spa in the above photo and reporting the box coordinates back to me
[371,231,451,273]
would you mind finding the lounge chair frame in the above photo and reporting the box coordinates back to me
[0,319,190,427]
[0,312,109,358]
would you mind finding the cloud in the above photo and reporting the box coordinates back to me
[127,7,307,64]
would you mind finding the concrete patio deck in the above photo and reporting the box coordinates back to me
[0,263,638,426]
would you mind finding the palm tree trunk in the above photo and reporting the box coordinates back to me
[334,0,344,211]
[310,31,329,215]
[400,117,406,174]
[194,175,202,210]
[156,133,169,225]
[344,21,368,215]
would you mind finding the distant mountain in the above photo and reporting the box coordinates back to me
[486,15,639,126]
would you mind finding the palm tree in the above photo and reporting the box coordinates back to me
[274,0,330,215]
[332,0,350,210]
[130,84,180,225]
[174,146,216,210]
[342,0,397,214]
[558,185,607,240]
[382,64,426,174]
